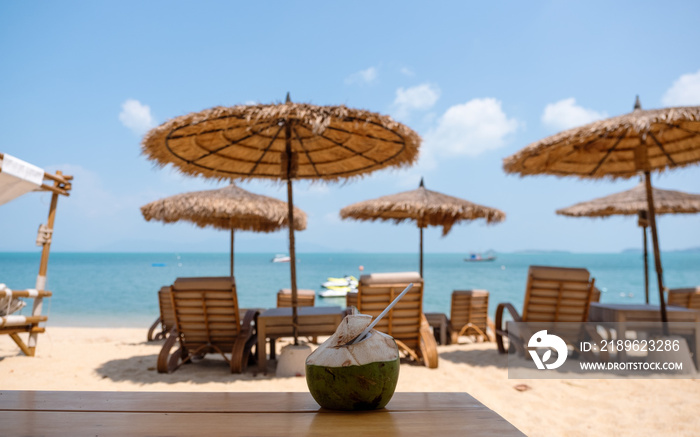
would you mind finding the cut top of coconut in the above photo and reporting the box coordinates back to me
[306,313,399,367]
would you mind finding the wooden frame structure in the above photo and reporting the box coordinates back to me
[0,152,72,356]
[147,286,176,341]
[495,265,598,354]
[357,272,438,368]
[157,276,259,373]
[667,287,700,311]
[450,289,491,343]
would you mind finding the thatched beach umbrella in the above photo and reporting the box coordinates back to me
[556,182,700,303]
[142,94,420,343]
[339,178,505,276]
[504,97,700,322]
[140,184,307,276]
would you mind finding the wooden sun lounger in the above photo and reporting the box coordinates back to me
[450,289,491,343]
[147,286,176,341]
[668,287,700,311]
[495,265,598,354]
[157,277,259,374]
[357,272,438,368]
[276,288,315,307]
[0,289,53,357]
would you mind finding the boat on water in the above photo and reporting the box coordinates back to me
[464,253,496,262]
[319,286,355,298]
[271,254,291,263]
[321,275,358,288]
[318,275,358,298]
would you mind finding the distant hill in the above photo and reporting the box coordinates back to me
[621,247,700,253]
[512,249,572,254]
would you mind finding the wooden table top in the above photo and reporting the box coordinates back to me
[0,391,524,436]
[589,302,700,322]
[259,306,345,318]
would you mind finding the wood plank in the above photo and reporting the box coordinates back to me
[0,391,486,413]
[0,410,524,436]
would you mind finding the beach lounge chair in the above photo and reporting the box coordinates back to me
[276,288,317,344]
[668,287,700,311]
[495,265,598,354]
[147,286,176,341]
[0,153,72,356]
[450,289,491,343]
[157,276,259,373]
[0,286,52,356]
[346,291,358,309]
[357,271,438,368]
[276,288,315,307]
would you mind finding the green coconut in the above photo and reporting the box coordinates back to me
[305,313,400,411]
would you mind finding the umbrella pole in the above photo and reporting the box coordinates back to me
[643,170,668,323]
[230,228,234,277]
[642,225,649,304]
[287,177,299,345]
[284,113,299,345]
[419,226,424,277]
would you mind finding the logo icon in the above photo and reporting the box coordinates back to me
[527,330,568,370]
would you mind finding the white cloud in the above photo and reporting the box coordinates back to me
[392,83,441,119]
[662,69,700,106]
[119,99,156,135]
[541,98,606,131]
[345,67,378,85]
[423,98,520,157]
[400,67,415,77]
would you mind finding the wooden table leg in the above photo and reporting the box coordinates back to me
[257,318,267,374]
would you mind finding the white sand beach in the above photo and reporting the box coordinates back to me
[1,327,698,436]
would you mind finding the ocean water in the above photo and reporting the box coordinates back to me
[0,252,698,328]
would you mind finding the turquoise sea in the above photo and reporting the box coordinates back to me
[1,252,698,327]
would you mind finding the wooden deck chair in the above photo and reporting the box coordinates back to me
[450,290,491,343]
[668,287,700,311]
[346,291,358,309]
[0,153,72,356]
[0,287,52,356]
[357,272,438,368]
[276,288,317,343]
[276,288,315,307]
[147,286,176,341]
[495,266,598,354]
[157,276,259,373]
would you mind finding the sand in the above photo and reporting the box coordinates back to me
[1,327,699,436]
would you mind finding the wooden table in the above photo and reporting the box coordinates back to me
[589,303,700,324]
[257,306,345,373]
[588,303,700,368]
[425,312,448,345]
[0,391,524,436]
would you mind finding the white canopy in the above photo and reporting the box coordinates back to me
[0,153,45,206]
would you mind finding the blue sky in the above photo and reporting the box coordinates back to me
[1,1,699,254]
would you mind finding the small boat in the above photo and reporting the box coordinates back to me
[321,275,358,288]
[319,287,354,298]
[271,254,291,263]
[464,253,496,262]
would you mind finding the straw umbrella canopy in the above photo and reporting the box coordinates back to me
[140,184,308,276]
[556,182,700,303]
[142,95,421,343]
[339,178,505,276]
[504,97,700,321]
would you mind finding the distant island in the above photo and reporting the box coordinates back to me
[621,246,700,254]
[512,250,572,254]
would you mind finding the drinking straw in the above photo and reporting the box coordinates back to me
[348,283,413,345]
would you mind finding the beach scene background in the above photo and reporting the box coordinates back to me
[2,250,698,327]
[2,2,700,436]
